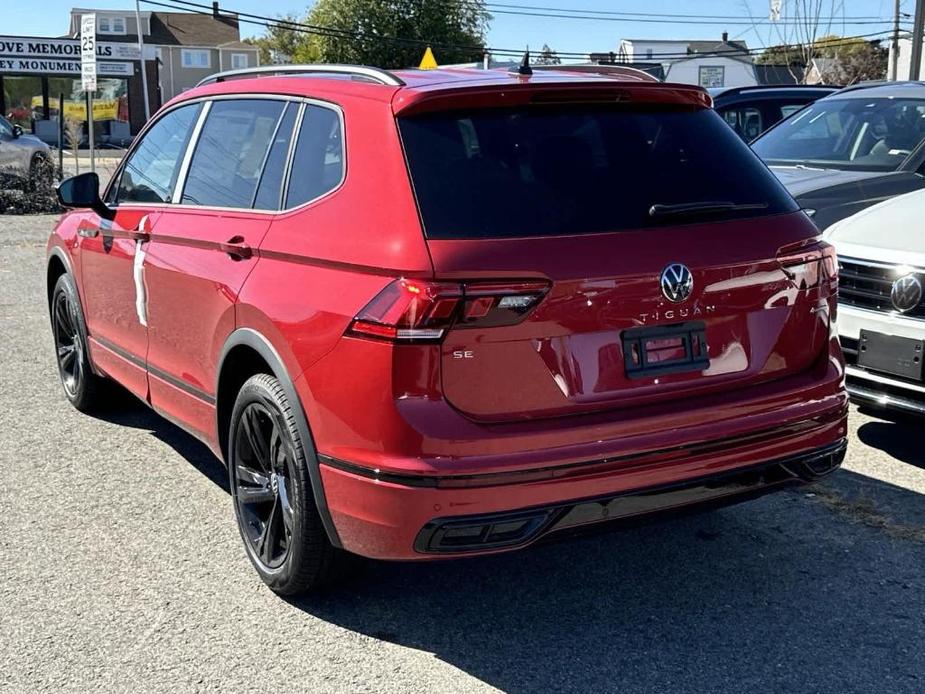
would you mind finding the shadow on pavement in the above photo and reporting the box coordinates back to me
[287,470,923,693]
[88,394,925,692]
[857,417,924,470]
[91,386,229,492]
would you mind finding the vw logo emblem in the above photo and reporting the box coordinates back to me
[891,274,923,314]
[660,263,694,303]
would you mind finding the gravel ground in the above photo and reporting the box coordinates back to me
[1,214,923,694]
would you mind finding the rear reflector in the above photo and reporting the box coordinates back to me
[347,278,549,342]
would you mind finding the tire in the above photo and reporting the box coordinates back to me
[51,273,108,412]
[228,373,351,594]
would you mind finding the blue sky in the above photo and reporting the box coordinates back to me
[5,1,910,57]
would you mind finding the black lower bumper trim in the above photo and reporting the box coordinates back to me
[414,439,847,554]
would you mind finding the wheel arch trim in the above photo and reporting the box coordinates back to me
[217,327,342,548]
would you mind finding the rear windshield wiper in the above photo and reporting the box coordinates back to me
[648,201,769,220]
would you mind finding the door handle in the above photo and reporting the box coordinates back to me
[124,229,150,242]
[126,215,152,242]
[219,236,253,260]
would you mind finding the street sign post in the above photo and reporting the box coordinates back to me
[80,13,96,173]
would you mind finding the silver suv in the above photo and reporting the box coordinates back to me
[0,116,52,185]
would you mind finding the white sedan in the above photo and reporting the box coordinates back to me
[825,188,925,414]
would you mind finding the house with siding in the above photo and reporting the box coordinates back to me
[68,4,259,102]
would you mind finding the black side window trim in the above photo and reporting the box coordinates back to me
[104,95,346,213]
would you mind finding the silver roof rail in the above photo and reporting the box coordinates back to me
[196,64,406,88]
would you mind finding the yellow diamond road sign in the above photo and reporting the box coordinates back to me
[419,46,438,70]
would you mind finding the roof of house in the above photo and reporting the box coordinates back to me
[149,12,242,47]
[621,38,749,53]
[67,9,253,49]
[754,63,805,84]
[687,40,749,55]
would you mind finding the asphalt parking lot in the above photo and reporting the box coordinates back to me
[2,214,923,694]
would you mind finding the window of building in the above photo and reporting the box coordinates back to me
[98,16,126,34]
[182,99,286,208]
[285,105,344,208]
[646,49,653,59]
[181,49,211,69]
[115,103,202,204]
[231,53,249,69]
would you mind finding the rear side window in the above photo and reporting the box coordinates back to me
[182,99,285,208]
[399,105,798,239]
[285,105,344,208]
[115,102,201,204]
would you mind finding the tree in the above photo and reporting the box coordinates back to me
[298,0,490,68]
[535,44,560,65]
[756,34,888,84]
[814,35,888,84]
[243,14,311,65]
[746,0,841,83]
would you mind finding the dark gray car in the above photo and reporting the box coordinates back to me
[0,116,52,185]
[750,81,925,230]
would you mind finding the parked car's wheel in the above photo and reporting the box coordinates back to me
[51,273,107,411]
[229,373,350,594]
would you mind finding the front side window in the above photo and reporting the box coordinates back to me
[182,99,286,208]
[752,97,925,171]
[399,105,797,240]
[285,105,344,208]
[0,116,12,138]
[182,49,211,69]
[114,102,202,204]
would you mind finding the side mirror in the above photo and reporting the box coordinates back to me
[11,124,22,138]
[56,172,114,220]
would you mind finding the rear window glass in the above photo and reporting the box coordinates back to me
[398,105,797,239]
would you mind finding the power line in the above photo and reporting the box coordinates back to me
[451,0,898,22]
[141,0,899,62]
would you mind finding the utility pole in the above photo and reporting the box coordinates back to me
[910,0,925,80]
[892,0,901,80]
[135,0,151,121]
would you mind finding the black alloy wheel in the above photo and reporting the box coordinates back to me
[51,273,106,411]
[228,374,350,594]
[53,288,83,399]
[232,401,296,569]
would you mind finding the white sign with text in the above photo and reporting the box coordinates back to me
[80,14,97,91]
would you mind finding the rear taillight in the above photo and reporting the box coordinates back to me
[777,241,838,290]
[347,279,549,342]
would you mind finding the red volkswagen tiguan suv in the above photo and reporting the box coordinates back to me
[48,64,848,594]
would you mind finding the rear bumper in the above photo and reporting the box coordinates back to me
[414,440,846,553]
[319,408,848,560]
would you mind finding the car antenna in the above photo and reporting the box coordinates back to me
[509,47,533,76]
